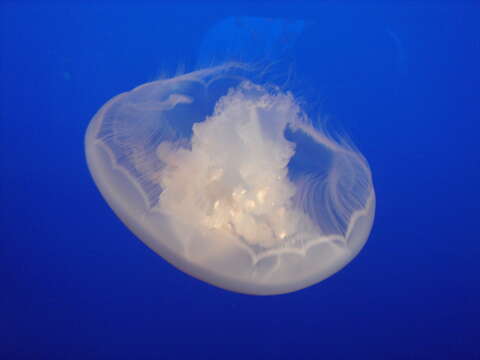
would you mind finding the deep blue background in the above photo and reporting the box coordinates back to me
[1,1,479,359]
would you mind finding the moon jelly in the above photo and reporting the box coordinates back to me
[85,61,375,295]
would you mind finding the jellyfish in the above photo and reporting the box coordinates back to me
[85,18,375,295]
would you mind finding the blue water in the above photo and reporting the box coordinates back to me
[1,2,479,359]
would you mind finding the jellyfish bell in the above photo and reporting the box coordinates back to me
[85,61,375,295]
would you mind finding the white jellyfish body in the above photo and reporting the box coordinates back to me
[85,63,375,295]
